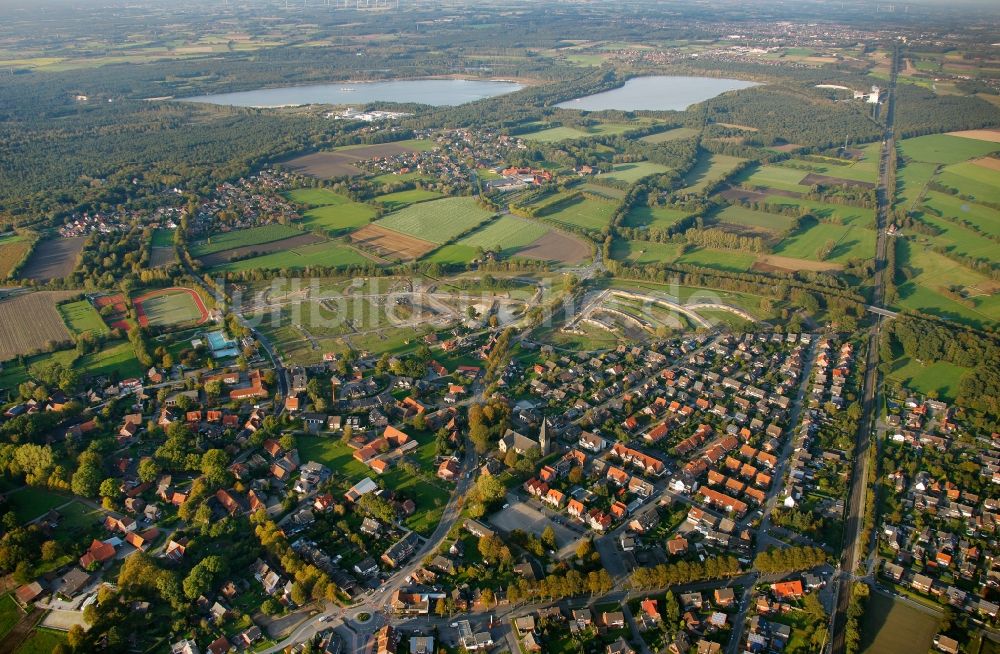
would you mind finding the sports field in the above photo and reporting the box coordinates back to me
[213,241,373,272]
[133,287,209,328]
[286,188,377,234]
[716,205,796,232]
[456,215,549,256]
[375,196,495,244]
[374,189,444,211]
[678,153,745,194]
[622,205,692,230]
[150,228,175,248]
[59,299,109,336]
[599,161,672,184]
[539,195,616,232]
[190,224,303,257]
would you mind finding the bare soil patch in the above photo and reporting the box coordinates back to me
[283,143,424,179]
[0,291,77,359]
[19,237,85,282]
[801,173,875,189]
[198,233,325,267]
[149,247,175,267]
[514,230,591,264]
[754,254,843,272]
[970,156,1000,172]
[720,187,767,203]
[349,224,436,261]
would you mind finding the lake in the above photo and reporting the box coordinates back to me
[180,78,525,108]
[556,75,760,112]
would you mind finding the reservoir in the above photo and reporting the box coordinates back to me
[556,75,760,112]
[180,78,525,108]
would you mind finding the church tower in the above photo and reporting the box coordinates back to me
[539,419,550,456]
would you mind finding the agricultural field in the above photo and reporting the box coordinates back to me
[622,205,692,230]
[677,153,745,194]
[675,246,756,272]
[0,233,33,278]
[520,122,640,142]
[285,188,376,234]
[200,233,325,268]
[538,195,616,232]
[213,241,373,273]
[894,241,1000,327]
[0,291,76,360]
[374,196,495,244]
[609,239,683,265]
[189,224,303,257]
[455,215,549,257]
[58,299,109,336]
[919,191,1000,239]
[640,127,700,143]
[133,287,209,328]
[736,164,812,193]
[899,133,999,165]
[18,237,85,282]
[773,221,876,263]
[757,196,874,226]
[937,159,1000,205]
[374,188,444,211]
[514,230,592,264]
[598,161,672,184]
[423,244,479,265]
[283,140,432,179]
[351,224,437,261]
[716,205,796,232]
[859,593,936,654]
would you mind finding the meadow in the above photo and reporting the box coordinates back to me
[716,205,796,232]
[189,224,303,257]
[538,195,616,232]
[893,241,1000,327]
[286,187,377,234]
[75,340,145,379]
[521,122,640,142]
[675,247,756,272]
[0,233,32,279]
[677,153,745,194]
[375,197,495,244]
[736,164,811,193]
[456,216,548,255]
[773,221,876,263]
[622,205,691,230]
[374,188,444,211]
[423,244,479,265]
[899,133,999,164]
[609,239,682,266]
[760,196,874,225]
[894,160,938,209]
[937,160,1000,205]
[213,241,373,272]
[640,127,700,143]
[150,228,175,248]
[598,161,672,184]
[887,357,968,401]
[59,299,109,336]
[920,191,1000,238]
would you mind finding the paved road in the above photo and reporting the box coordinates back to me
[830,43,899,654]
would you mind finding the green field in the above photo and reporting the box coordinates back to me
[920,191,1000,239]
[716,205,796,232]
[894,242,1000,327]
[609,239,683,265]
[676,247,756,272]
[374,189,445,212]
[190,224,303,257]
[622,205,692,230]
[456,216,548,255]
[337,138,434,153]
[138,290,203,327]
[422,244,479,265]
[678,153,745,194]
[0,594,21,640]
[899,133,999,164]
[915,212,997,261]
[375,197,495,244]
[938,160,1000,205]
[150,228,175,248]
[774,221,875,263]
[371,171,432,185]
[859,592,937,654]
[59,299,109,336]
[76,340,144,379]
[781,156,877,184]
[895,161,938,208]
[521,122,640,142]
[213,241,373,272]
[4,487,68,522]
[760,196,874,225]
[14,628,68,654]
[736,164,810,193]
[286,188,377,234]
[598,161,672,184]
[540,195,616,232]
[640,127,700,143]
[887,357,968,401]
[0,233,32,279]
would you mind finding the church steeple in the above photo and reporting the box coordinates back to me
[539,419,550,456]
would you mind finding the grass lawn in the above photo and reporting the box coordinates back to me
[676,247,756,272]
[422,244,479,265]
[678,153,745,194]
[598,161,672,184]
[76,340,144,379]
[374,189,445,212]
[213,241,373,273]
[190,224,303,257]
[859,592,937,654]
[640,127,700,143]
[286,188,377,234]
[150,228,175,248]
[14,628,68,654]
[376,197,495,244]
[920,191,1000,239]
[456,216,548,256]
[540,195,616,232]
[915,212,997,261]
[297,435,374,484]
[716,205,796,232]
[760,196,874,226]
[887,357,968,401]
[938,160,1000,205]
[59,299,109,336]
[736,164,810,193]
[774,221,876,263]
[899,133,999,164]
[4,487,68,522]
[622,205,691,230]
[0,594,22,640]
[609,239,682,265]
